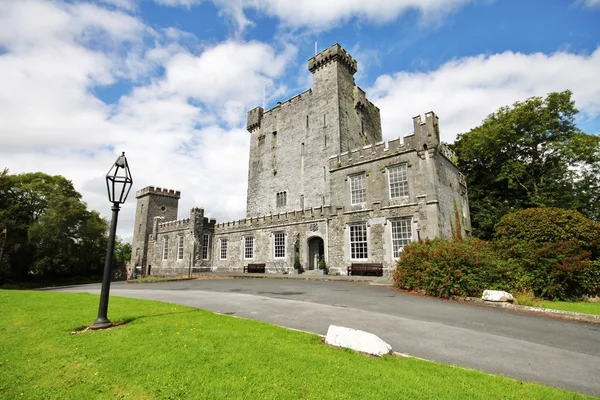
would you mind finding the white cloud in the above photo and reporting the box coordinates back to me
[0,0,292,240]
[98,0,138,11]
[210,0,473,32]
[369,48,600,144]
[155,0,203,7]
[152,0,474,32]
[579,0,600,8]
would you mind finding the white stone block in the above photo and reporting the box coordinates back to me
[482,290,515,303]
[325,325,392,357]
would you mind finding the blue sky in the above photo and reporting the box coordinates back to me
[0,0,599,239]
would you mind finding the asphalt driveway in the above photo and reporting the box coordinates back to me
[54,278,600,396]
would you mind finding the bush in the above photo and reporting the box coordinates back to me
[393,239,506,298]
[493,239,595,300]
[494,208,600,258]
[579,259,600,297]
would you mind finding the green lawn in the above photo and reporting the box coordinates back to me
[542,301,600,316]
[0,291,595,400]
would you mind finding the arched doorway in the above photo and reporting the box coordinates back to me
[307,237,324,270]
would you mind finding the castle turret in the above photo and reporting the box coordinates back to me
[131,186,181,275]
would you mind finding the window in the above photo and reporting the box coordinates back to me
[388,164,409,199]
[350,173,366,204]
[274,232,285,258]
[306,115,309,128]
[391,219,412,258]
[138,224,141,233]
[202,234,211,260]
[162,237,169,260]
[177,236,184,260]
[220,238,228,260]
[350,223,368,260]
[361,118,365,134]
[276,191,287,207]
[244,236,254,259]
[323,114,326,126]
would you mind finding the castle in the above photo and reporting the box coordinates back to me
[130,43,471,276]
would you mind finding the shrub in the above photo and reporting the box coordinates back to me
[494,208,600,258]
[393,239,505,298]
[579,259,600,297]
[493,239,594,300]
[513,290,543,308]
[318,256,328,274]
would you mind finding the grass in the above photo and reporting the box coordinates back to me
[513,291,600,316]
[0,291,596,400]
[541,301,600,316]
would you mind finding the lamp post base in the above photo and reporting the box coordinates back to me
[90,317,113,330]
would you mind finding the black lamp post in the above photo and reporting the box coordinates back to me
[90,152,133,330]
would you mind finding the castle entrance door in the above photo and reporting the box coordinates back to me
[307,237,324,270]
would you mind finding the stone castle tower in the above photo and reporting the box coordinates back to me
[131,187,180,273]
[245,43,383,217]
[130,43,471,277]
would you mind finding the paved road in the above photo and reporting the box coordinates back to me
[54,279,600,396]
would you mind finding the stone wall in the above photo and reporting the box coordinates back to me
[130,186,180,274]
[245,43,382,218]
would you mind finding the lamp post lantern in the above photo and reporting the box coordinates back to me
[90,152,133,330]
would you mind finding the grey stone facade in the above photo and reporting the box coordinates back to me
[129,43,471,277]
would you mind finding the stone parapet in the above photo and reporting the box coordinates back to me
[136,186,181,199]
[308,43,357,75]
[157,217,190,233]
[215,206,336,233]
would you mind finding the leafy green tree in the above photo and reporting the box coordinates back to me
[0,171,109,281]
[114,239,132,264]
[452,91,600,239]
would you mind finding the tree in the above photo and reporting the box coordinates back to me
[452,91,600,239]
[0,171,109,281]
[114,240,132,265]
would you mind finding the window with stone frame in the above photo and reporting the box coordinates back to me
[349,173,366,205]
[388,164,409,199]
[391,218,412,258]
[244,236,254,259]
[220,238,228,260]
[276,191,287,207]
[177,235,184,260]
[162,237,169,260]
[202,234,211,260]
[274,232,285,259]
[349,223,368,260]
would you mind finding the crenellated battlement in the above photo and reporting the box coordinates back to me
[157,217,190,233]
[136,186,181,199]
[438,142,457,163]
[215,205,336,232]
[328,137,412,170]
[308,43,357,75]
[264,88,313,115]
